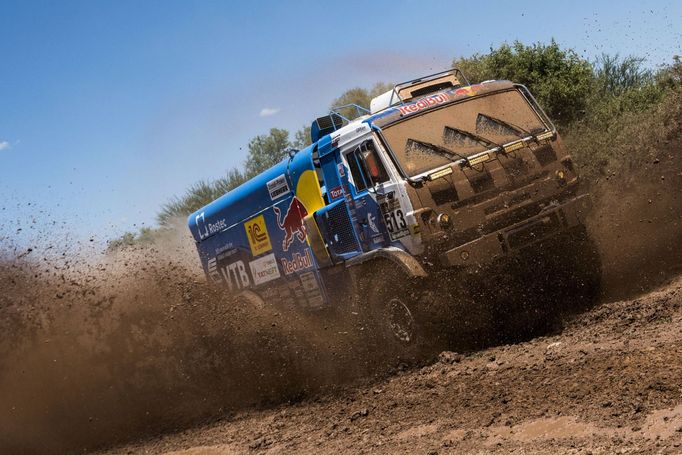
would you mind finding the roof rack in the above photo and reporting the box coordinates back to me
[370,68,469,114]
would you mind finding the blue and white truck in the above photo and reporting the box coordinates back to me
[188,70,599,349]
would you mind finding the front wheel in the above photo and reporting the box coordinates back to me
[363,264,427,361]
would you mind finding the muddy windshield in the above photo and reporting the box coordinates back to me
[382,89,548,177]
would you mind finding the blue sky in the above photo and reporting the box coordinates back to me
[1,0,681,245]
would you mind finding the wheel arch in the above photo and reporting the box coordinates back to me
[345,246,428,278]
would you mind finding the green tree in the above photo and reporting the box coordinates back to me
[453,40,594,126]
[330,82,392,119]
[244,128,291,177]
[292,125,312,150]
[593,54,653,96]
[214,167,248,194]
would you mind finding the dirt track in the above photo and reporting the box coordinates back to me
[92,273,681,455]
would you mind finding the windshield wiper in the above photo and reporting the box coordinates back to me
[443,125,501,150]
[476,113,531,137]
[406,138,469,163]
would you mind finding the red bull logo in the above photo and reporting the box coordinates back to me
[273,196,309,251]
[398,93,448,116]
[280,249,313,275]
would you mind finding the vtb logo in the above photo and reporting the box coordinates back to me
[243,214,272,256]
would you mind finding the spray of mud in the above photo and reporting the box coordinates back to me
[0,225,388,454]
[584,119,682,300]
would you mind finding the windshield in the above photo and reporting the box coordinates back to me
[381,89,548,177]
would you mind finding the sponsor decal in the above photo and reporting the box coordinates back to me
[249,253,281,286]
[337,162,345,177]
[244,214,272,256]
[196,212,227,240]
[299,271,325,308]
[329,186,343,199]
[371,233,386,244]
[280,249,314,275]
[273,197,308,251]
[367,213,380,234]
[207,257,222,284]
[217,248,238,261]
[211,258,251,291]
[398,93,448,116]
[215,242,234,255]
[450,84,483,98]
[267,174,291,201]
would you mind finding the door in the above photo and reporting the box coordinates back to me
[341,139,393,251]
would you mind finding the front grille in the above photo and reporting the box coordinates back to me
[501,156,529,181]
[321,203,358,255]
[429,187,579,257]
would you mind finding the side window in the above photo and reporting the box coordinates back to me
[346,141,389,193]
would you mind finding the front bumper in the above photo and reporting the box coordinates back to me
[439,193,592,268]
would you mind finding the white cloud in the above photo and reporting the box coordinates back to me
[0,141,10,151]
[259,107,280,117]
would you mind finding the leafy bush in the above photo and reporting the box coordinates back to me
[453,40,594,127]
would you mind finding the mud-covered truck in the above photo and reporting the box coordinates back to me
[188,69,599,351]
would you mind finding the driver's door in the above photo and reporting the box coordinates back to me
[341,139,393,251]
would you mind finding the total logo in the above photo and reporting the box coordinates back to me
[329,186,343,199]
[280,249,314,275]
[398,93,448,116]
[273,196,308,251]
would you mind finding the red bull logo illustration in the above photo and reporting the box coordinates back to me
[273,196,309,251]
[451,84,483,97]
[398,93,448,116]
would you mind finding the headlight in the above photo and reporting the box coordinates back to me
[437,213,452,230]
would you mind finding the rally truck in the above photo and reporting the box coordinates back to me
[188,69,600,352]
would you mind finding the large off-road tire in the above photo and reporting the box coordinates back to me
[362,262,427,362]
